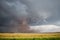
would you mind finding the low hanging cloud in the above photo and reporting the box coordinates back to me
[30,25,60,33]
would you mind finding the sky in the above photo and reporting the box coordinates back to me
[0,0,60,33]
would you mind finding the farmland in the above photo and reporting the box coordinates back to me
[0,33,60,40]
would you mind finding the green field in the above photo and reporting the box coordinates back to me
[0,38,60,40]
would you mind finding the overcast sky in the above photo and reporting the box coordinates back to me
[0,0,60,33]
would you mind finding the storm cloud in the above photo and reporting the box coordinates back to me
[0,0,60,33]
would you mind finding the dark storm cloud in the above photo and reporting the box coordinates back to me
[20,0,60,25]
[0,0,60,32]
[0,0,29,32]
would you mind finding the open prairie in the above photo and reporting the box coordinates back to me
[0,33,60,40]
[0,32,60,38]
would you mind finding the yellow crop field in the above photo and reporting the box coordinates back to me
[0,33,60,38]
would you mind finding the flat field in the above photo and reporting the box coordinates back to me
[0,33,60,40]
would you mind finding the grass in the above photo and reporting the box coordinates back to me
[0,38,60,40]
[0,33,60,40]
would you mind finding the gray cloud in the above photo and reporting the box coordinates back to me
[20,0,60,25]
[0,0,60,33]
